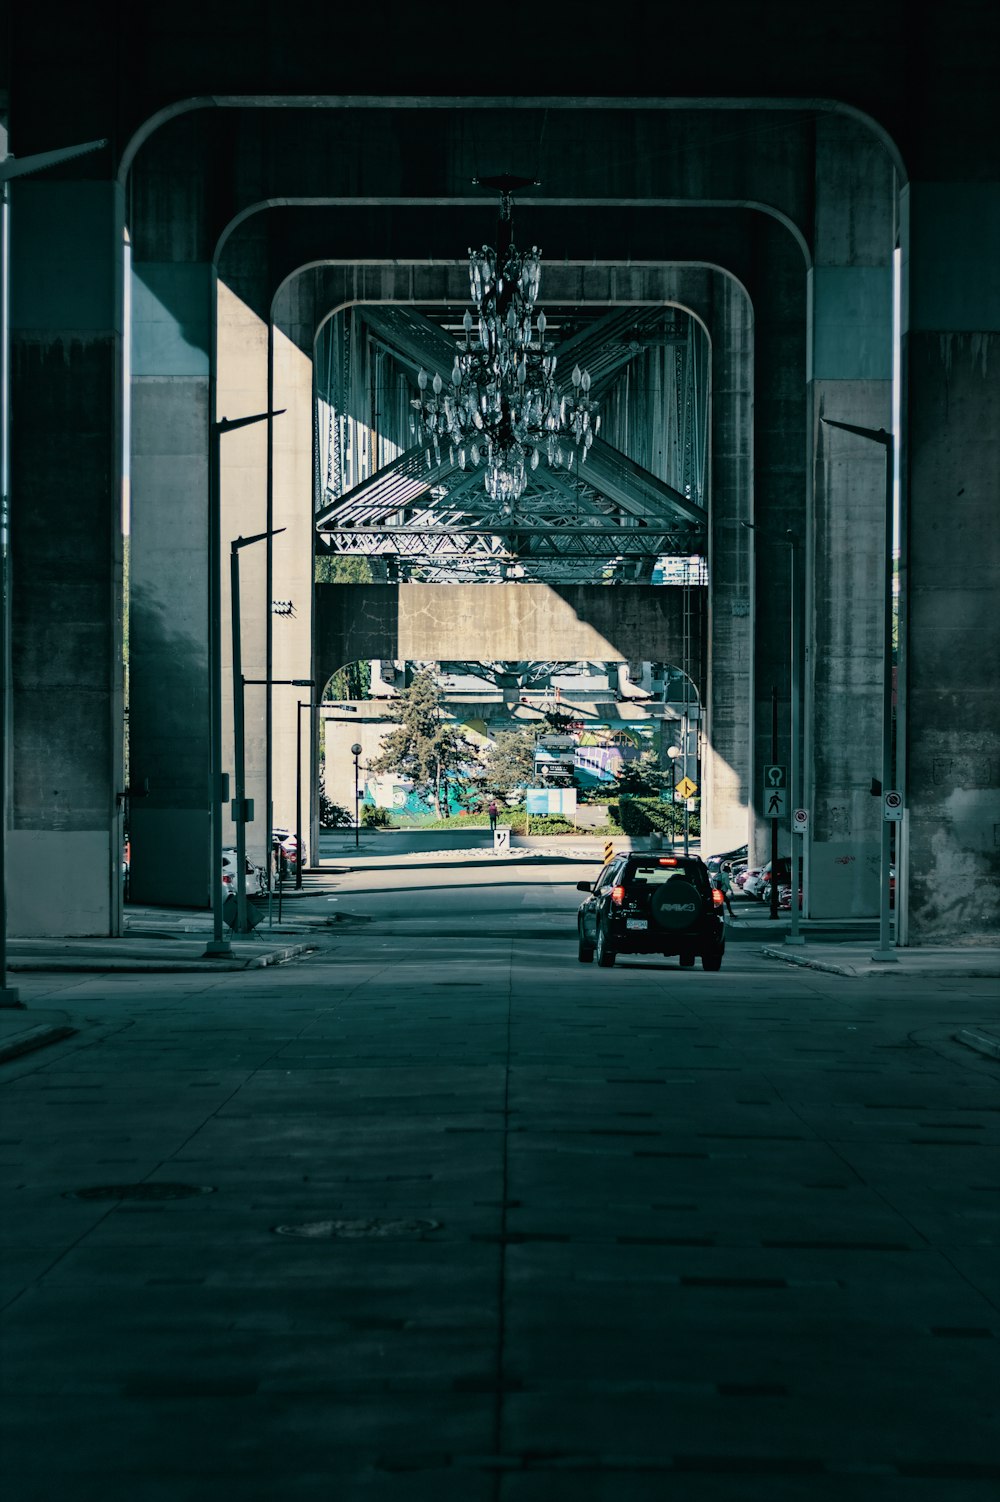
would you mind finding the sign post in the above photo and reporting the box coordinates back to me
[787,807,808,945]
[763,736,786,921]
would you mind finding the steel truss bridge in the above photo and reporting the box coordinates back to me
[316,301,709,585]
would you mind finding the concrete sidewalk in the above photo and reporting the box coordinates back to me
[758,937,1000,980]
[757,935,1000,1065]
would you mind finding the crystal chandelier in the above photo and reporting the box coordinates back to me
[412,178,599,508]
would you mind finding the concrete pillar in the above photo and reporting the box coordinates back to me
[8,179,124,936]
[901,181,1000,941]
[213,257,314,870]
[747,220,809,871]
[215,273,271,871]
[128,254,213,906]
[269,311,316,846]
[806,117,895,918]
[702,272,754,854]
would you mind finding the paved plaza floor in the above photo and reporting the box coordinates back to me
[2,852,999,1499]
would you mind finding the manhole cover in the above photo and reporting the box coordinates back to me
[273,1218,441,1240]
[65,1183,215,1202]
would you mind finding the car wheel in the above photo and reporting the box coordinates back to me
[702,945,724,972]
[679,951,695,968]
[595,923,616,968]
[577,926,595,964]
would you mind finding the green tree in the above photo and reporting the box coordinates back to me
[315,552,374,584]
[480,728,538,796]
[614,750,670,797]
[368,669,469,817]
[324,660,371,702]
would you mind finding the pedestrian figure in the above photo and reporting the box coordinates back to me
[488,799,499,833]
[715,866,735,918]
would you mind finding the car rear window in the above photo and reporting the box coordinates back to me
[626,861,709,892]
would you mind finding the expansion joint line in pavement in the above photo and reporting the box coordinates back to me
[492,942,515,1497]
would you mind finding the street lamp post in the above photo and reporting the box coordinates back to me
[786,531,804,945]
[821,418,897,963]
[230,528,286,935]
[667,743,682,849]
[202,409,284,958]
[295,699,322,890]
[351,743,362,849]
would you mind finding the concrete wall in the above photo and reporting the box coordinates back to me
[315,584,706,693]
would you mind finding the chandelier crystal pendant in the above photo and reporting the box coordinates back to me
[411,181,599,509]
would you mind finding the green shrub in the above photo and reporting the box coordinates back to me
[361,804,392,828]
[610,797,700,838]
[319,792,353,829]
[521,814,576,834]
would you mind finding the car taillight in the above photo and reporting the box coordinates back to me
[658,857,678,867]
[712,888,724,906]
[611,885,625,906]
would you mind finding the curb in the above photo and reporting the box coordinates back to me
[7,942,317,974]
[0,1023,77,1065]
[759,946,858,977]
[246,943,317,968]
[956,1027,1000,1061]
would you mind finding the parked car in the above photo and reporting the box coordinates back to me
[272,828,306,875]
[577,853,726,971]
[732,864,752,889]
[741,866,765,897]
[705,844,748,875]
[758,858,792,905]
[222,848,268,898]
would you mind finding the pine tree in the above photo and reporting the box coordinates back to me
[481,728,538,795]
[368,669,468,817]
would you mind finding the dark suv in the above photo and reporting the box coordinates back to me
[577,853,726,970]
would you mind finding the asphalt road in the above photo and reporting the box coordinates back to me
[2,850,998,1499]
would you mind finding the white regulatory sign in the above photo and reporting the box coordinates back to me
[883,790,904,821]
[792,807,809,833]
[493,826,511,853]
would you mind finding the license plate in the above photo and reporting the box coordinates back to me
[626,918,648,930]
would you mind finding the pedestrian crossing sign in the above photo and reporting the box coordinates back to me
[765,788,787,818]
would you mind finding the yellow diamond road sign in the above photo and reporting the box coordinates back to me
[676,776,698,799]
